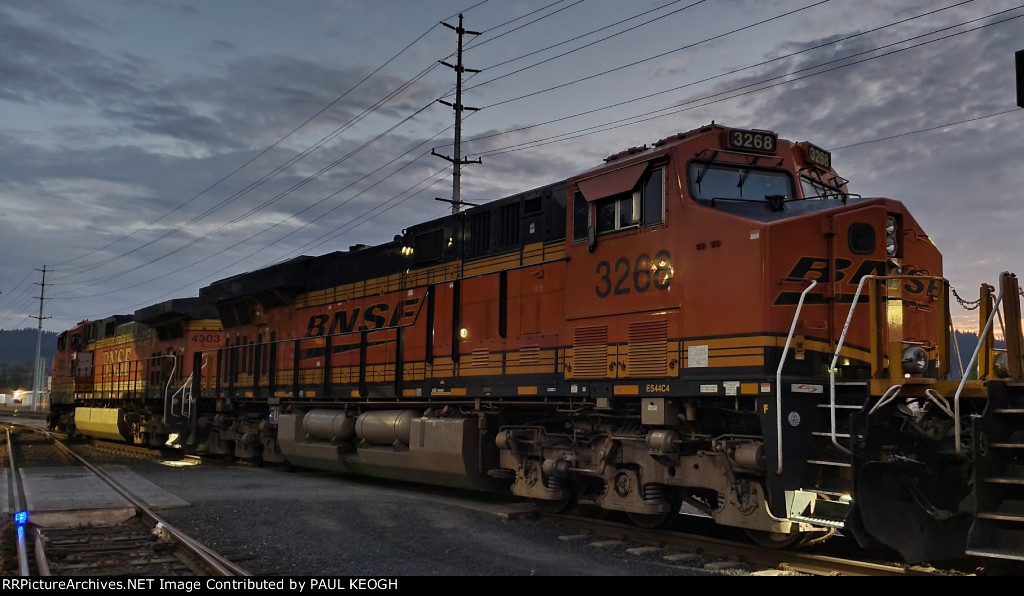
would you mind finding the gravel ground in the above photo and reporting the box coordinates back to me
[85,450,730,577]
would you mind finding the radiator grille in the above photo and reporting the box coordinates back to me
[574,326,608,378]
[472,348,490,367]
[519,345,540,365]
[627,319,668,376]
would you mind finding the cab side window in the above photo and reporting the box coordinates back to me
[643,167,664,225]
[595,166,664,235]
[573,191,588,241]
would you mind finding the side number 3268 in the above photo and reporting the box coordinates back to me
[595,250,672,298]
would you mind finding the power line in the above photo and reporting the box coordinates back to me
[48,14,451,278]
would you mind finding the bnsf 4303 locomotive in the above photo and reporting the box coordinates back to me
[51,123,1024,569]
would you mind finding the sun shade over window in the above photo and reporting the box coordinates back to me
[576,162,647,202]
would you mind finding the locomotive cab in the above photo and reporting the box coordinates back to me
[502,123,1005,561]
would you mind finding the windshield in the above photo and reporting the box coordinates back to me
[689,162,793,202]
[800,175,846,199]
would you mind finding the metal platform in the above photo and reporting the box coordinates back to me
[18,465,189,528]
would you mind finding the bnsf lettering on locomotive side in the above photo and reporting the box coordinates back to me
[900,267,941,297]
[305,297,420,338]
[595,250,672,298]
[363,303,388,329]
[786,257,885,284]
[102,347,132,365]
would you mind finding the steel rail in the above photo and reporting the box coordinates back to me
[543,512,960,577]
[5,427,31,576]
[45,430,249,576]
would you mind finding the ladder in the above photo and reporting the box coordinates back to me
[966,380,1024,566]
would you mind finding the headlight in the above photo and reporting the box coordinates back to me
[885,214,898,257]
[902,346,928,374]
[886,236,897,256]
[994,352,1009,378]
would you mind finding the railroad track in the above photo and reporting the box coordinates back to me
[0,425,247,577]
[541,512,980,577]
[0,420,989,577]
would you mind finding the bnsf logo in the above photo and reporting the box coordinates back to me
[774,257,940,305]
[305,297,421,338]
[787,256,885,284]
[102,347,133,365]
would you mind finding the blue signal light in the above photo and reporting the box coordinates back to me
[13,510,28,525]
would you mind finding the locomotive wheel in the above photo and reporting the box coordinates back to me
[627,510,676,529]
[743,529,806,549]
[627,488,682,529]
[532,494,572,514]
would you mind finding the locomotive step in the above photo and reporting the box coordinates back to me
[811,431,852,439]
[976,511,1024,523]
[983,477,1024,485]
[983,463,1024,483]
[975,497,1024,521]
[992,408,1024,414]
[805,458,852,468]
[963,547,1024,562]
[815,403,863,410]
[789,513,845,529]
[804,488,848,498]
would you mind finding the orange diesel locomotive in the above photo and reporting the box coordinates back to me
[55,123,1024,568]
[49,298,224,445]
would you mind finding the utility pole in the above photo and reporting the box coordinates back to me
[1017,49,1023,108]
[432,13,482,214]
[31,266,50,410]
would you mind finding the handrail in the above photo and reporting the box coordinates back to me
[776,279,817,474]
[923,388,953,417]
[158,354,179,422]
[829,275,877,456]
[950,319,966,379]
[952,282,1004,455]
[170,375,191,419]
[166,354,211,425]
[868,384,903,415]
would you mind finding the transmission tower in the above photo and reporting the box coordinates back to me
[432,13,482,214]
[30,265,50,410]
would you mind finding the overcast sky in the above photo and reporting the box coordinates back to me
[1,0,1022,337]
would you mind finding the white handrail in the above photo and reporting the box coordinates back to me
[952,283,1003,455]
[162,353,178,407]
[160,352,193,421]
[924,388,954,418]
[776,279,817,475]
[170,375,192,418]
[153,353,178,424]
[829,274,877,456]
[868,384,903,415]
